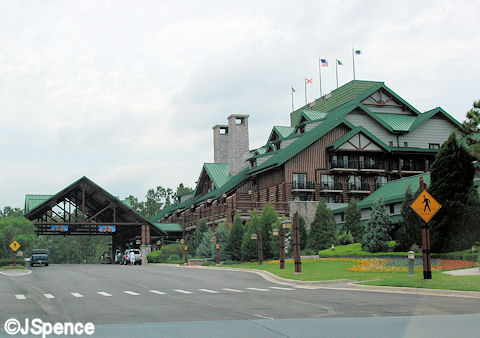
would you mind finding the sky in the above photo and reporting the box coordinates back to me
[1,0,479,208]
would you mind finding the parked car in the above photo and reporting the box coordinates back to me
[122,249,142,265]
[30,249,49,267]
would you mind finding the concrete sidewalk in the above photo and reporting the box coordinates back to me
[443,267,480,276]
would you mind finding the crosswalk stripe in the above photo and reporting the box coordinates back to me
[149,290,166,295]
[15,295,26,300]
[198,289,218,294]
[123,291,140,296]
[43,294,55,299]
[246,288,269,292]
[70,293,84,298]
[269,286,295,291]
[222,288,243,293]
[97,292,112,297]
[173,289,192,294]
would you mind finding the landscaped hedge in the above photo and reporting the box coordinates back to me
[147,244,184,263]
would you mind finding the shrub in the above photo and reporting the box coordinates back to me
[0,258,25,267]
[462,253,478,262]
[147,244,184,263]
[167,254,182,264]
[201,261,216,266]
[301,248,315,256]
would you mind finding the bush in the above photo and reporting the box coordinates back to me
[147,244,184,263]
[201,261,216,266]
[223,259,241,265]
[301,248,316,256]
[0,258,25,267]
[167,254,182,264]
[462,253,478,262]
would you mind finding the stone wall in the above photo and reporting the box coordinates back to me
[288,201,320,229]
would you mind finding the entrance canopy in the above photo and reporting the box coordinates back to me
[24,177,165,247]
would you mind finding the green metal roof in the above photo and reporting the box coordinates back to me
[327,126,390,152]
[203,163,231,189]
[371,113,416,132]
[274,126,295,139]
[153,223,182,233]
[290,80,383,126]
[409,107,461,132]
[302,110,328,121]
[24,195,52,214]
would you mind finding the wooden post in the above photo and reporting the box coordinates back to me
[13,252,16,267]
[293,211,302,273]
[280,226,285,269]
[419,177,432,279]
[257,229,263,265]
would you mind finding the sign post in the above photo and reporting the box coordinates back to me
[9,241,21,267]
[410,178,442,280]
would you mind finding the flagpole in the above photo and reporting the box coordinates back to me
[352,48,356,80]
[304,78,307,105]
[291,86,294,112]
[336,59,339,89]
[318,58,323,97]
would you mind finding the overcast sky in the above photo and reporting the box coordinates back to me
[1,0,479,208]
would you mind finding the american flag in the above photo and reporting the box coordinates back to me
[355,50,361,55]
[320,59,328,67]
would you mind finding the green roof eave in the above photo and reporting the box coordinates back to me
[153,223,183,233]
[409,107,461,132]
[327,126,391,152]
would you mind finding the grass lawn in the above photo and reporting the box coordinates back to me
[317,242,406,257]
[221,258,480,292]
[0,265,27,270]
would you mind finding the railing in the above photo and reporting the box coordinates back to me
[319,182,343,191]
[292,181,315,190]
[330,160,358,169]
[401,163,424,172]
[375,182,385,190]
[359,161,385,170]
[348,183,370,191]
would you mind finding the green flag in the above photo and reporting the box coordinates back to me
[337,59,343,65]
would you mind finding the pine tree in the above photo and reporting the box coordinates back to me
[192,219,208,256]
[298,215,307,250]
[196,229,214,258]
[429,133,478,252]
[213,223,230,261]
[227,215,244,261]
[344,198,363,243]
[259,203,278,259]
[241,211,260,261]
[362,198,392,253]
[394,186,422,251]
[307,198,337,252]
[460,99,480,160]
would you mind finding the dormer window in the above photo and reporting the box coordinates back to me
[275,142,281,150]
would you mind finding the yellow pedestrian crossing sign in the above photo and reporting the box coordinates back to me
[9,241,21,252]
[410,189,442,223]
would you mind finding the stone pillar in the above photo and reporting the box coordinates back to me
[140,244,151,265]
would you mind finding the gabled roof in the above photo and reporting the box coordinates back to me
[24,195,52,214]
[409,107,461,132]
[327,126,390,152]
[266,126,295,144]
[370,112,416,132]
[290,80,383,126]
[203,163,231,189]
[301,110,328,122]
[250,118,355,175]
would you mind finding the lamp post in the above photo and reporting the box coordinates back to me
[293,212,302,273]
[180,238,188,265]
[280,219,293,269]
[250,229,263,265]
[210,233,220,264]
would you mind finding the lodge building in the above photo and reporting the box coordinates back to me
[152,80,462,233]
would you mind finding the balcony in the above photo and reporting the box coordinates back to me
[359,161,386,172]
[318,182,343,192]
[390,161,425,173]
[292,181,315,191]
[348,182,370,193]
[330,160,358,171]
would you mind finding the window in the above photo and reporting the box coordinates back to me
[321,174,335,189]
[389,141,394,147]
[389,204,395,214]
[275,142,281,150]
[340,212,345,222]
[375,176,387,189]
[429,143,440,150]
[235,118,244,125]
[293,173,306,189]
[403,142,408,147]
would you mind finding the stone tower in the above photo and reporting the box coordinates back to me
[212,114,250,176]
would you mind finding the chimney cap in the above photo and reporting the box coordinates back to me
[212,124,228,130]
[228,114,249,119]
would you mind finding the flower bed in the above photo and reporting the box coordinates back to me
[348,258,478,273]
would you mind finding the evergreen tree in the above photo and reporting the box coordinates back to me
[460,99,480,160]
[212,223,230,261]
[394,186,422,252]
[307,198,336,252]
[429,133,478,252]
[227,215,244,260]
[259,203,278,259]
[362,198,392,253]
[192,219,208,256]
[298,215,307,250]
[241,211,260,261]
[343,198,363,243]
[196,229,214,258]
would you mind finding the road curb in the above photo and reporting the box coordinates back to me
[0,269,32,277]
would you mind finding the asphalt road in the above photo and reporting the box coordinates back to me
[1,264,480,337]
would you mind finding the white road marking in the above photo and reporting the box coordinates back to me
[173,289,192,294]
[97,292,112,297]
[222,288,243,293]
[70,293,84,298]
[43,294,55,299]
[198,289,219,294]
[123,291,140,296]
[149,290,166,295]
[246,288,270,292]
[269,286,295,291]
[15,295,26,300]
